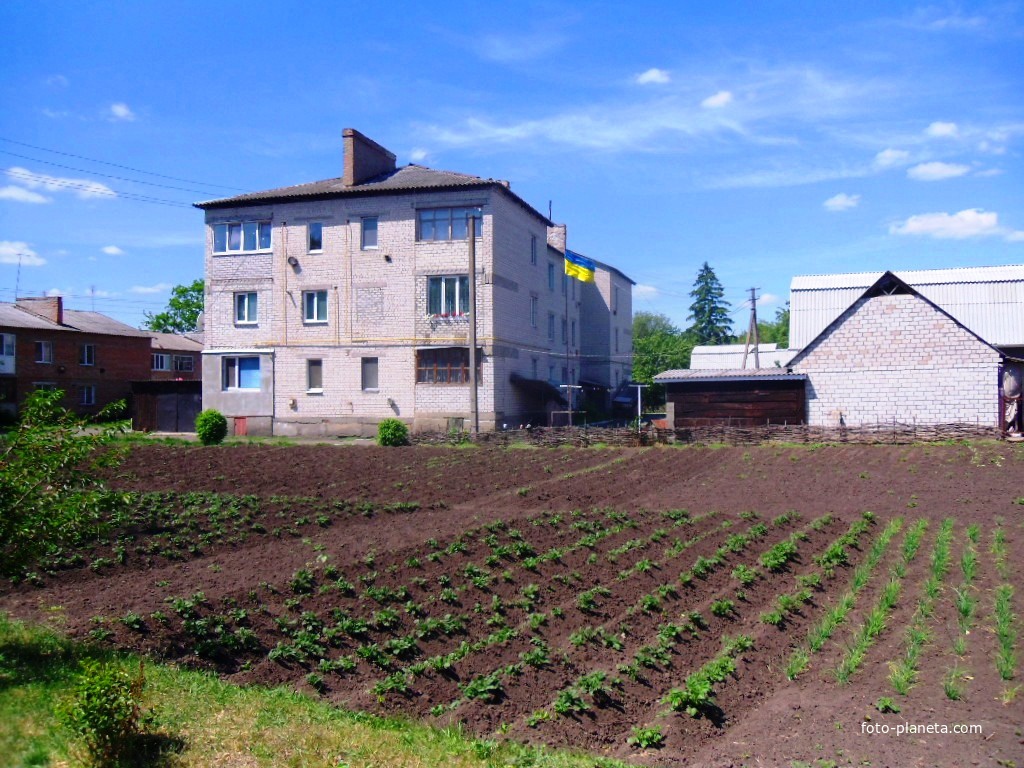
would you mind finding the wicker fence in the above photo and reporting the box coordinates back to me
[412,421,1004,448]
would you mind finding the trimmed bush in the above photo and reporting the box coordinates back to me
[377,418,409,447]
[195,409,228,445]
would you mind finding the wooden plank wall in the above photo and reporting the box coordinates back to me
[668,379,806,428]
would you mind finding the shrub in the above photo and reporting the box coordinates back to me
[195,409,228,445]
[59,660,150,766]
[628,724,665,749]
[377,418,409,447]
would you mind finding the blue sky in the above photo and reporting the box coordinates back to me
[1,1,1022,332]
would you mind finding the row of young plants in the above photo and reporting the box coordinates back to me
[887,517,955,695]
[785,515,904,680]
[944,523,981,700]
[832,518,929,685]
[989,524,1017,699]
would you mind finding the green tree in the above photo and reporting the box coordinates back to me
[143,279,204,333]
[631,311,696,408]
[686,263,733,345]
[0,389,127,580]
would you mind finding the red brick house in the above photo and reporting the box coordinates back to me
[147,331,203,381]
[0,296,152,420]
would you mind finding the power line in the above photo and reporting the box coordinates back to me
[2,150,231,196]
[0,136,245,192]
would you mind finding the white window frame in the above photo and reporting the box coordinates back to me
[234,292,258,325]
[80,343,95,366]
[416,206,483,242]
[308,222,324,252]
[361,217,378,250]
[222,355,261,390]
[152,353,170,371]
[35,340,53,364]
[307,358,323,393]
[80,384,96,406]
[302,290,329,324]
[427,275,470,317]
[361,357,379,391]
[213,220,272,254]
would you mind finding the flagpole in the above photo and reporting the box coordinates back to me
[564,249,570,425]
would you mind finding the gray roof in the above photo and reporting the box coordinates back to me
[195,164,553,225]
[654,368,806,383]
[149,332,204,352]
[0,303,149,337]
[689,343,795,370]
[790,264,1024,348]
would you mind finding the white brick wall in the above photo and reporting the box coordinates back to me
[794,292,1000,427]
[203,185,621,434]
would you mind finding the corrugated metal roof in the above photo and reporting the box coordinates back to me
[0,303,149,337]
[689,343,795,370]
[790,265,1024,348]
[149,332,204,352]
[655,368,805,383]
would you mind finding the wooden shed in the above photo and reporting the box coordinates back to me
[654,369,807,428]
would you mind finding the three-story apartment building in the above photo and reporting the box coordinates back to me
[196,129,631,436]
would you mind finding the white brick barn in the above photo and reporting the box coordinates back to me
[787,271,1016,430]
[195,129,632,436]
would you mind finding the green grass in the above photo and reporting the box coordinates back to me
[0,612,626,768]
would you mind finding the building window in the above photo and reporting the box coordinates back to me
[307,359,323,392]
[1,332,14,357]
[152,353,169,371]
[561,271,567,296]
[34,382,57,391]
[561,366,567,384]
[531,358,538,379]
[615,327,620,354]
[361,217,378,249]
[548,262,555,291]
[416,207,483,241]
[235,292,258,324]
[80,384,96,406]
[223,356,260,390]
[361,357,379,390]
[79,343,95,366]
[561,316,567,344]
[416,347,480,384]
[213,220,272,253]
[173,355,194,372]
[571,320,576,346]
[427,275,469,316]
[530,235,537,265]
[308,222,323,252]
[548,364,555,383]
[547,313,555,341]
[530,296,538,327]
[34,341,53,364]
[303,290,328,323]
[613,286,620,314]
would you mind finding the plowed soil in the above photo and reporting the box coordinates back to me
[3,441,1023,767]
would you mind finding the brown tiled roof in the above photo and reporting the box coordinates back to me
[195,164,553,225]
[148,331,204,352]
[0,303,149,337]
[654,368,806,383]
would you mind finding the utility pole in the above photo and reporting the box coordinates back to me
[468,215,479,435]
[633,383,648,435]
[560,384,582,427]
[741,287,760,369]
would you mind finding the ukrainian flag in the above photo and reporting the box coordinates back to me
[564,250,596,283]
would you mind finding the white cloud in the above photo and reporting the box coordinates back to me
[102,245,125,255]
[906,161,970,181]
[634,284,659,299]
[109,102,136,121]
[129,282,172,294]
[45,288,64,297]
[1007,231,1024,242]
[7,167,116,199]
[758,292,780,307]
[0,185,51,204]
[635,68,671,85]
[474,32,564,63]
[409,148,429,162]
[926,121,959,138]
[45,74,69,88]
[0,241,46,266]
[889,209,1021,241]
[975,168,1004,177]
[874,148,911,168]
[978,140,1006,155]
[823,192,860,211]
[701,90,733,109]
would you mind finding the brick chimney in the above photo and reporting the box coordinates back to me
[546,224,567,254]
[17,295,63,325]
[342,128,397,187]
